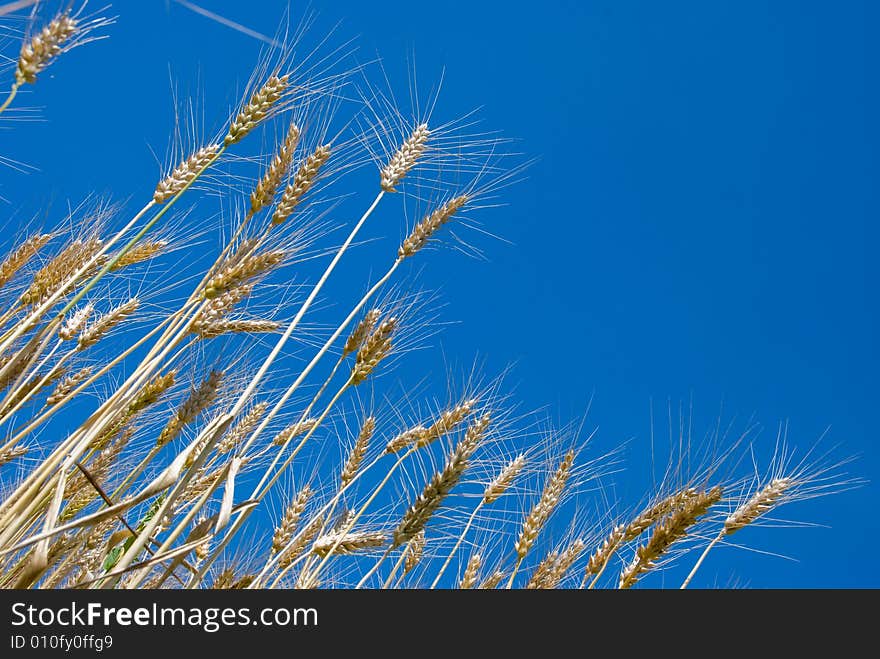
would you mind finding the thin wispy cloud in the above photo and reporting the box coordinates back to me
[172,0,280,48]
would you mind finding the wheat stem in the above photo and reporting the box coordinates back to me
[430,502,482,589]
[356,546,393,589]
[0,83,19,114]
[381,547,408,589]
[680,529,723,589]
[312,450,413,588]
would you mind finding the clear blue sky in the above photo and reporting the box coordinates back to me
[2,1,876,587]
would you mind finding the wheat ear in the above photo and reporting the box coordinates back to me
[380,123,430,192]
[157,370,224,448]
[399,195,469,259]
[509,450,575,587]
[681,478,794,588]
[724,478,793,534]
[225,74,289,145]
[460,553,482,589]
[76,298,139,351]
[272,486,312,554]
[478,570,506,590]
[154,146,221,203]
[620,486,722,589]
[584,487,700,587]
[0,233,52,289]
[351,316,397,384]
[250,122,301,216]
[341,416,375,485]
[393,414,490,547]
[15,11,78,86]
[271,145,332,225]
[430,454,525,588]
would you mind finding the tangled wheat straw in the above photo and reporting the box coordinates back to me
[0,5,852,591]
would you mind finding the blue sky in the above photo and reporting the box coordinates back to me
[1,1,876,587]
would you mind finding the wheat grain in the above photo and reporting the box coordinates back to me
[20,237,103,306]
[351,317,397,384]
[527,539,585,589]
[272,418,318,446]
[0,445,28,467]
[212,567,235,589]
[343,309,381,356]
[0,363,64,414]
[194,319,280,339]
[384,425,428,454]
[0,335,39,391]
[92,373,175,451]
[204,248,284,299]
[478,570,506,589]
[109,241,167,270]
[58,304,93,341]
[420,399,478,447]
[526,550,559,589]
[217,402,268,455]
[312,529,386,556]
[191,285,253,331]
[278,515,324,569]
[404,529,425,574]
[584,487,700,578]
[384,401,476,454]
